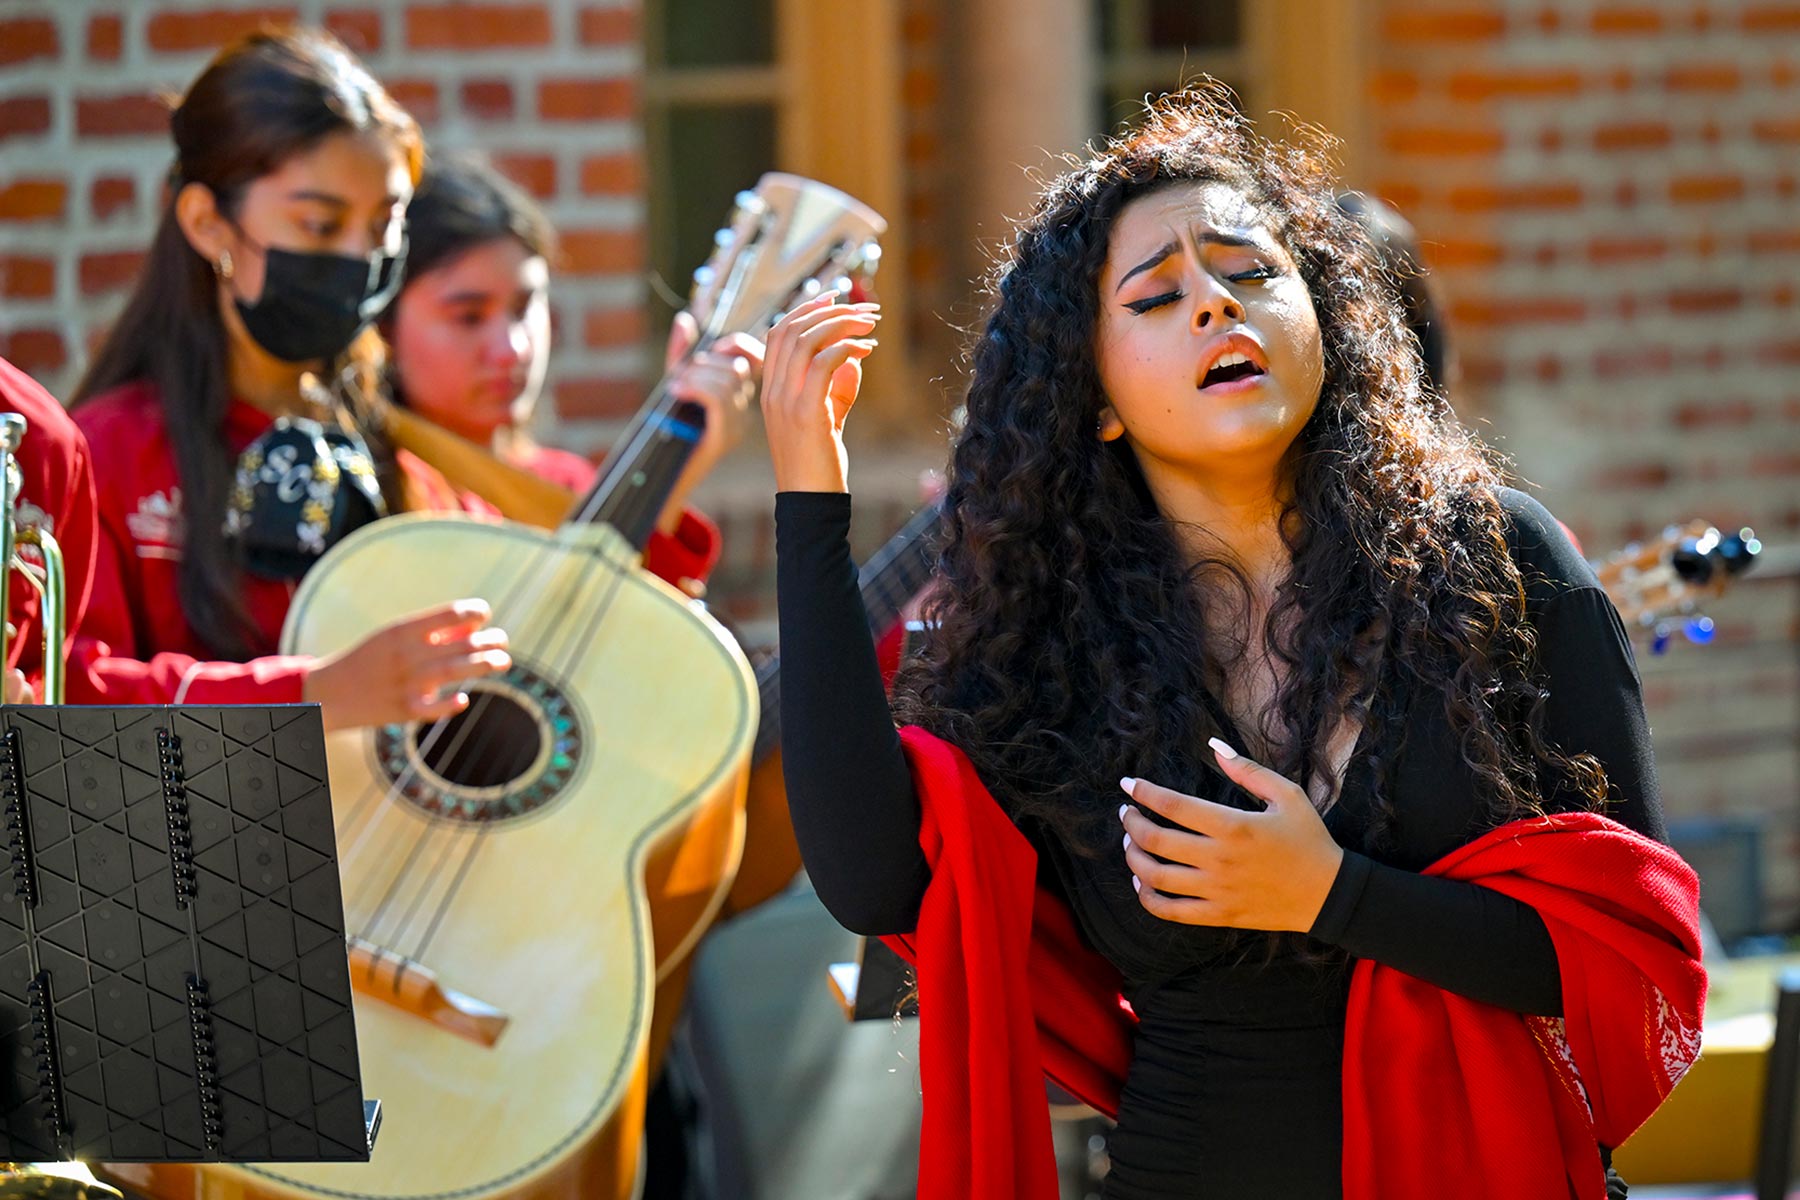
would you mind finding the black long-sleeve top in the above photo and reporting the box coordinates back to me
[775,486,1663,1199]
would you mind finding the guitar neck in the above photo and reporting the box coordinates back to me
[751,502,944,764]
[568,391,704,552]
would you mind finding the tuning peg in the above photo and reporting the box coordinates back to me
[714,228,735,250]
[733,190,766,216]
[691,265,716,289]
[1683,615,1716,645]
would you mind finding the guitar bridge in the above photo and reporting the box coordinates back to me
[347,936,511,1048]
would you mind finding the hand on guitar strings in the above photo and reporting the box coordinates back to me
[301,598,512,732]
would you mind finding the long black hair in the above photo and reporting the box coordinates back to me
[893,86,1605,855]
[72,28,423,659]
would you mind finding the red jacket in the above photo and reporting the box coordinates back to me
[69,382,721,706]
[0,357,98,690]
[883,726,1705,1200]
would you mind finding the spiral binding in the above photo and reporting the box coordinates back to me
[187,975,224,1152]
[28,971,69,1154]
[3,727,36,906]
[158,730,196,907]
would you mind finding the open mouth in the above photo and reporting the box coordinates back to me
[1200,351,1267,389]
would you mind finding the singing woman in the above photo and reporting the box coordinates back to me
[763,88,1700,1198]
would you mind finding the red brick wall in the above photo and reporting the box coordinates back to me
[1366,1,1800,920]
[0,0,648,448]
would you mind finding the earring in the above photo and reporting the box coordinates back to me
[215,251,234,280]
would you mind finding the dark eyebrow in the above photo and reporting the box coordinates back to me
[286,191,407,208]
[286,190,349,208]
[1113,231,1269,294]
[440,288,497,306]
[1115,240,1178,294]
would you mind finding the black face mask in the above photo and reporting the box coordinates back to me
[233,237,406,364]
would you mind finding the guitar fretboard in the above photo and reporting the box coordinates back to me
[751,502,944,764]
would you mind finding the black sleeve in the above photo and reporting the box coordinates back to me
[1310,500,1666,1016]
[775,491,931,935]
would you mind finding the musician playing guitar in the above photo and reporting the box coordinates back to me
[385,155,764,597]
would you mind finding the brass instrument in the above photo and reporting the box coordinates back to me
[0,412,68,704]
[0,415,109,1198]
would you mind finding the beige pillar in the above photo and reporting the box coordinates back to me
[952,0,1098,269]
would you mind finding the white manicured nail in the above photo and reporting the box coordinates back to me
[1208,737,1238,760]
[1120,776,1137,796]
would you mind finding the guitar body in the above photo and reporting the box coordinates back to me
[115,513,755,1200]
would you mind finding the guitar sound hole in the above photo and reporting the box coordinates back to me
[417,692,542,789]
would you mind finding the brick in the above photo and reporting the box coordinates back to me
[1670,175,1745,204]
[1751,452,1800,477]
[1592,121,1671,152]
[1665,64,1742,92]
[79,250,144,295]
[1744,5,1800,31]
[324,9,384,52]
[146,8,298,52]
[1756,118,1800,146]
[1447,69,1583,101]
[1,330,67,374]
[1593,461,1673,490]
[493,153,555,198]
[459,79,515,120]
[1447,182,1582,212]
[578,6,638,44]
[583,307,647,349]
[76,94,169,138]
[1591,7,1664,33]
[578,152,643,195]
[0,96,52,142]
[1594,346,1674,378]
[1382,11,1506,40]
[385,79,441,124]
[1426,239,1505,267]
[87,14,123,59]
[1,257,55,300]
[1369,70,1420,104]
[1451,297,1587,327]
[1668,287,1744,315]
[1756,232,1800,259]
[1758,338,1800,367]
[539,78,635,122]
[1674,399,1757,429]
[0,18,59,66]
[407,4,552,49]
[1587,236,1667,263]
[0,180,67,222]
[902,67,938,107]
[559,228,645,275]
[90,176,135,221]
[555,376,645,421]
[1383,126,1504,156]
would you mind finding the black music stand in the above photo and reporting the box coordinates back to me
[0,704,376,1164]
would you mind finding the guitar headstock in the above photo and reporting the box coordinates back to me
[685,172,887,345]
[1593,520,1761,653]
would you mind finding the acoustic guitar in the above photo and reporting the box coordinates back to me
[108,175,885,1200]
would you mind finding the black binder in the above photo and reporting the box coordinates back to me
[0,705,371,1163]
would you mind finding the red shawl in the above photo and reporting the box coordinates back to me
[882,726,1705,1200]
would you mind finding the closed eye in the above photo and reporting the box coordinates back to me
[1124,290,1182,315]
[1227,265,1281,283]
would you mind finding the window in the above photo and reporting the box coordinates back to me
[1096,0,1250,131]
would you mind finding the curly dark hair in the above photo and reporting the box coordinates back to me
[892,85,1605,855]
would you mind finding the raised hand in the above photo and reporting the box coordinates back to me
[760,292,881,493]
[1119,738,1345,933]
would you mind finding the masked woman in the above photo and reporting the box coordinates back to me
[384,154,762,593]
[763,90,1700,1198]
[68,28,510,729]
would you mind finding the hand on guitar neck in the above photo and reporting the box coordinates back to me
[301,597,512,731]
[655,312,765,534]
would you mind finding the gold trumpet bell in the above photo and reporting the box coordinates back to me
[0,1162,123,1200]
